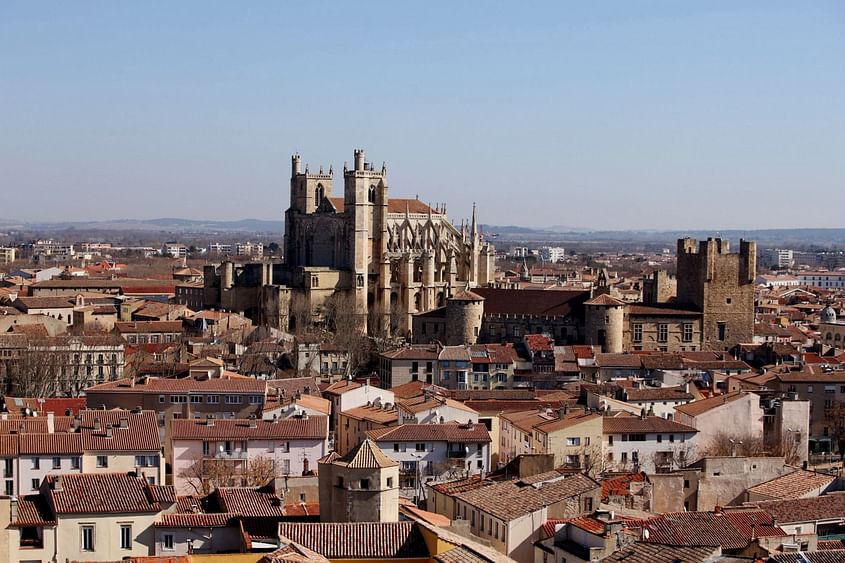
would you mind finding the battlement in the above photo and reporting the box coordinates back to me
[678,237,734,255]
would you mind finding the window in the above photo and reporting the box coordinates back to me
[159,395,165,403]
[387,477,394,488]
[717,322,727,341]
[584,497,593,512]
[81,525,95,551]
[669,434,675,443]
[608,435,613,446]
[657,324,668,343]
[190,395,203,404]
[682,323,693,342]
[249,395,263,404]
[31,458,40,470]
[393,443,399,452]
[657,434,663,443]
[282,459,290,475]
[207,395,220,404]
[170,395,188,404]
[415,443,426,452]
[683,479,690,488]
[621,452,628,463]
[162,532,174,551]
[225,395,242,404]
[4,480,12,495]
[360,478,370,490]
[808,385,814,394]
[632,323,643,343]
[31,478,40,491]
[566,437,580,446]
[52,457,61,469]
[120,524,132,549]
[96,455,108,468]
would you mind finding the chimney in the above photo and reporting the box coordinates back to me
[119,417,129,429]
[93,417,101,431]
[52,475,63,491]
[10,496,18,521]
[207,415,215,427]
[105,426,113,438]
[47,412,55,434]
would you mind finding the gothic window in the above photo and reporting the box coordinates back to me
[368,185,376,203]
[315,184,324,204]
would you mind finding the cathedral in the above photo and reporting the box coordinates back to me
[202,149,495,334]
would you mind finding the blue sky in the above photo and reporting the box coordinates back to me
[1,2,843,229]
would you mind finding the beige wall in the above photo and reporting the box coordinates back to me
[56,512,157,562]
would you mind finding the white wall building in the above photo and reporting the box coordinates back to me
[602,415,698,473]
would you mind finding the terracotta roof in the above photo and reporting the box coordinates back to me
[172,416,327,441]
[260,540,331,563]
[770,551,845,563]
[12,494,56,527]
[595,353,643,368]
[624,386,693,402]
[342,405,398,425]
[746,469,836,500]
[817,540,845,550]
[523,333,555,351]
[639,354,686,371]
[771,364,845,383]
[368,422,491,443]
[114,320,183,333]
[0,435,18,456]
[674,391,747,417]
[80,410,162,452]
[721,509,786,539]
[456,472,599,522]
[155,512,238,528]
[450,288,484,302]
[601,472,649,500]
[429,474,491,496]
[276,522,428,559]
[46,473,161,514]
[604,542,718,563]
[86,375,267,393]
[449,389,538,401]
[215,487,285,517]
[472,288,590,317]
[602,415,698,434]
[390,380,427,399]
[322,379,362,396]
[752,493,845,524]
[396,394,477,415]
[381,346,441,361]
[584,294,627,306]
[329,438,398,469]
[439,346,472,361]
[19,433,82,454]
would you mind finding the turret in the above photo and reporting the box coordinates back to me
[354,149,365,171]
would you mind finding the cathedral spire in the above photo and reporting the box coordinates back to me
[470,202,478,240]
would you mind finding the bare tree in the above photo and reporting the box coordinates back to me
[178,454,279,495]
[701,431,767,458]
[770,430,804,466]
[323,293,373,376]
[826,401,845,460]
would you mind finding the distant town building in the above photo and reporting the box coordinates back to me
[540,246,566,263]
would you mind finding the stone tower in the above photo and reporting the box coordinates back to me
[318,438,399,523]
[642,271,677,304]
[584,294,627,353]
[676,238,756,352]
[445,288,485,345]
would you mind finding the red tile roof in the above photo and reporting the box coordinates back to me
[277,522,428,559]
[19,433,82,455]
[86,375,267,393]
[46,473,162,514]
[215,487,286,518]
[367,422,491,443]
[602,415,698,434]
[12,494,56,527]
[472,288,590,317]
[172,416,327,441]
[155,512,238,528]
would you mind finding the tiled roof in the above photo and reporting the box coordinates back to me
[86,375,267,393]
[604,542,718,563]
[114,320,184,333]
[260,540,331,563]
[595,354,643,368]
[752,493,845,524]
[771,364,845,382]
[449,389,538,401]
[0,435,19,456]
[456,472,599,522]
[276,522,428,559]
[80,410,162,451]
[639,511,749,550]
[155,512,238,528]
[397,395,477,415]
[602,415,698,434]
[390,380,427,399]
[434,545,498,563]
[523,334,555,351]
[330,438,398,469]
[439,346,472,361]
[172,416,327,441]
[46,473,161,514]
[746,469,836,500]
[584,294,627,306]
[381,346,441,361]
[322,379,362,396]
[215,487,286,518]
[472,287,589,317]
[674,391,747,417]
[624,386,693,401]
[721,510,786,539]
[817,540,845,550]
[639,354,687,371]
[19,433,82,454]
[368,423,491,443]
[429,475,491,496]
[12,494,56,527]
[451,288,484,302]
[770,552,845,563]
[601,472,649,500]
[342,404,398,425]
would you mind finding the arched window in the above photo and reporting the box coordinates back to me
[315,184,324,204]
[368,185,376,203]
[836,334,842,342]
[827,332,834,340]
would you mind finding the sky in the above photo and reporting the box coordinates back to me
[1,1,843,230]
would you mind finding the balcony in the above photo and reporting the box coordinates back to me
[447,450,468,459]
[207,450,248,460]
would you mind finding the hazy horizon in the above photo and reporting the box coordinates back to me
[2,2,843,229]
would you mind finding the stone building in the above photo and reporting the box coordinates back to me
[317,438,399,523]
[203,149,495,334]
